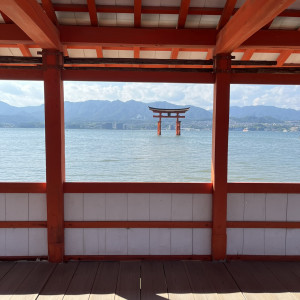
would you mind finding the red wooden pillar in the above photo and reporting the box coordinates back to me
[176,120,181,135]
[157,113,162,135]
[211,53,231,260]
[43,50,65,263]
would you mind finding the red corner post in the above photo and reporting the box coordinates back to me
[43,50,65,262]
[211,54,231,260]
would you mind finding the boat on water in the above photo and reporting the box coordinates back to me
[243,128,249,132]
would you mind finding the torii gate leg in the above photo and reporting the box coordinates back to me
[157,115,161,136]
[176,119,181,135]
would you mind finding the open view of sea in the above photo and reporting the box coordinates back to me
[0,128,300,183]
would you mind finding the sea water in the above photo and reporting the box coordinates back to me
[0,128,300,182]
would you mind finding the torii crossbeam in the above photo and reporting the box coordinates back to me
[148,107,190,136]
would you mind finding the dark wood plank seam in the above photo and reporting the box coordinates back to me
[36,263,59,298]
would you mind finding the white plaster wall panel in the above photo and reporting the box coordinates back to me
[10,48,22,56]
[106,193,127,221]
[192,194,212,221]
[128,194,150,221]
[95,0,115,4]
[232,52,244,60]
[65,228,84,255]
[56,12,76,25]
[103,50,119,58]
[142,0,160,6]
[29,229,47,256]
[0,229,5,256]
[6,193,28,221]
[0,194,5,221]
[29,48,43,57]
[158,14,178,28]
[149,194,171,221]
[98,13,117,26]
[67,49,84,58]
[185,15,201,28]
[270,17,300,30]
[189,0,206,7]
[64,193,83,221]
[98,229,106,255]
[29,193,47,221]
[161,0,181,6]
[244,194,266,221]
[118,50,134,58]
[285,54,300,64]
[199,15,220,28]
[227,193,244,221]
[83,49,97,58]
[251,53,280,61]
[266,194,287,221]
[287,194,300,221]
[155,51,172,59]
[227,228,243,255]
[116,13,134,27]
[286,229,300,255]
[128,229,150,255]
[74,12,90,25]
[177,51,192,59]
[0,14,4,23]
[203,0,226,7]
[106,228,128,255]
[116,0,133,5]
[6,228,28,256]
[83,229,99,255]
[83,193,105,221]
[171,229,193,255]
[189,51,207,60]
[140,50,155,59]
[141,14,159,27]
[243,229,265,255]
[193,229,211,255]
[264,229,286,255]
[172,194,193,221]
[0,48,13,56]
[150,229,171,255]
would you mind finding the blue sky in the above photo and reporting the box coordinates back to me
[0,80,299,110]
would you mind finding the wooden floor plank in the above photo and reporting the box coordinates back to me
[115,261,141,300]
[225,261,273,300]
[90,261,120,300]
[184,261,219,300]
[38,262,78,300]
[0,262,16,281]
[64,262,99,300]
[0,262,37,300]
[141,261,168,300]
[201,262,243,300]
[11,262,56,300]
[240,261,294,300]
[264,262,300,300]
[164,261,194,300]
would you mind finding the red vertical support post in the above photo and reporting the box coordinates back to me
[43,49,65,263]
[157,113,162,135]
[211,53,231,260]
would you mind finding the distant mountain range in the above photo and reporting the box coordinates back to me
[0,100,300,128]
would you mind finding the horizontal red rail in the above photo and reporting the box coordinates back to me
[227,221,300,228]
[227,255,300,261]
[0,183,46,193]
[0,221,47,228]
[65,221,212,228]
[63,182,212,194]
[228,183,300,193]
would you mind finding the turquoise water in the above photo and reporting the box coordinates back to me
[0,128,300,182]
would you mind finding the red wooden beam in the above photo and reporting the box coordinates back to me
[241,49,255,60]
[96,46,103,58]
[171,48,179,59]
[277,50,293,67]
[206,49,213,60]
[0,0,61,49]
[0,221,47,228]
[133,46,140,59]
[0,10,12,23]
[215,0,297,54]
[134,0,142,27]
[227,182,300,193]
[41,0,58,25]
[177,0,191,29]
[0,183,46,193]
[211,54,231,260]
[18,44,31,57]
[217,0,237,30]
[87,0,98,26]
[43,50,65,263]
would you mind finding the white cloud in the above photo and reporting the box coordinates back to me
[0,80,299,110]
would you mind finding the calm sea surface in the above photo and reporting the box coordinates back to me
[0,128,300,183]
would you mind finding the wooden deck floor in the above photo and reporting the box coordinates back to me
[0,260,300,299]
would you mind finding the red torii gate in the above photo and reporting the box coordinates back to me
[149,107,190,136]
